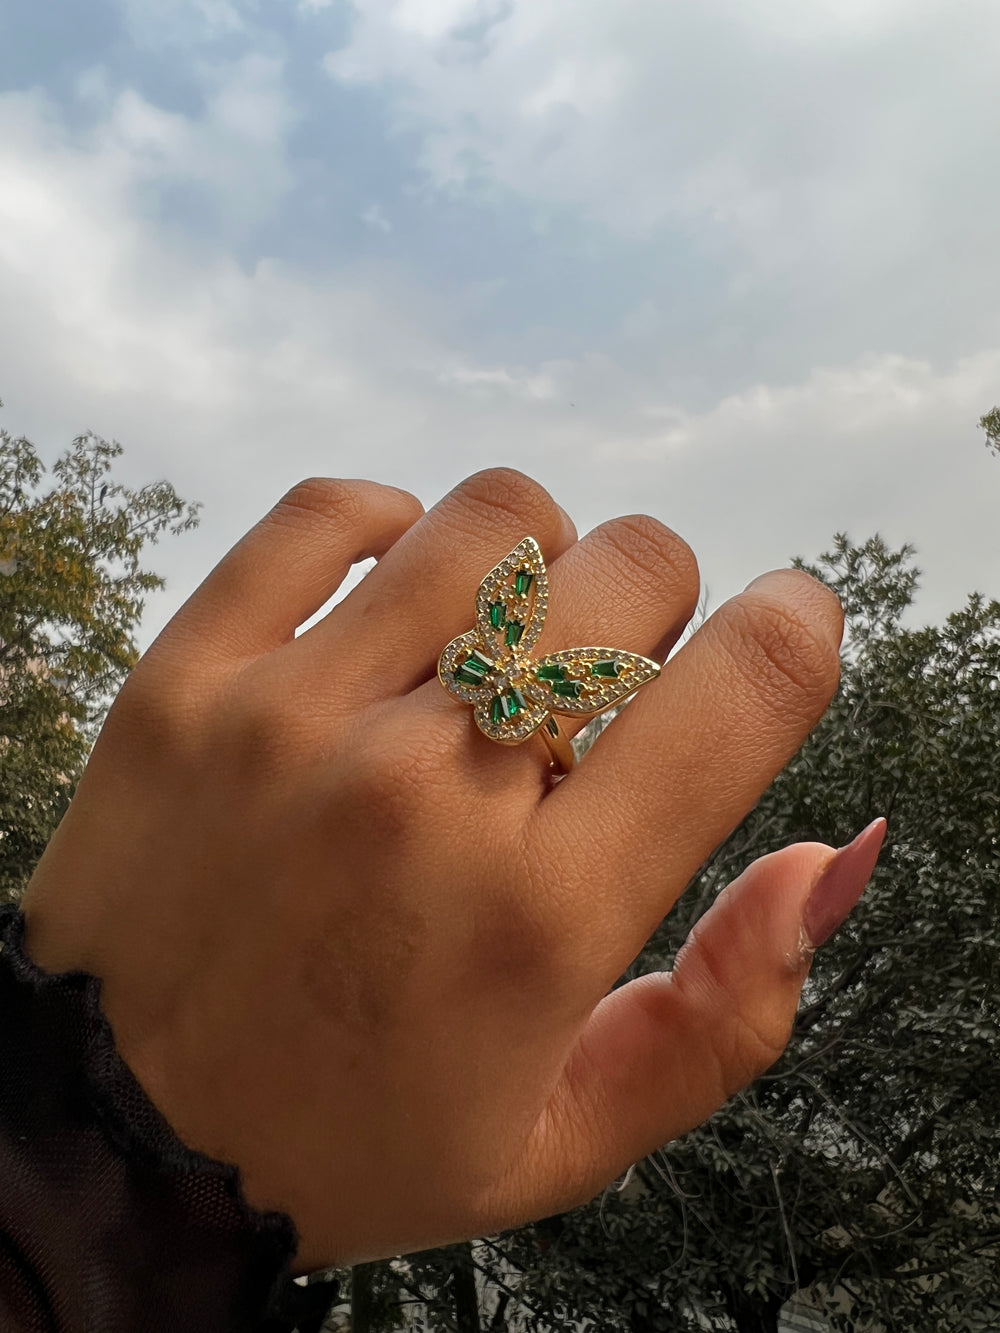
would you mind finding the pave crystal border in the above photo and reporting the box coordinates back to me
[530,648,660,714]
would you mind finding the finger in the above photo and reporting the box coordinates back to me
[296,468,578,699]
[512,514,700,739]
[498,824,885,1222]
[161,478,425,662]
[535,568,844,967]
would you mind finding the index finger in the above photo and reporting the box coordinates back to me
[532,568,843,965]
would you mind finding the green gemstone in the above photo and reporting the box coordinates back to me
[552,679,584,698]
[515,569,534,596]
[455,668,484,686]
[505,620,525,647]
[462,650,494,677]
[536,663,566,682]
[591,659,622,678]
[490,695,504,725]
[504,691,520,718]
[511,688,528,713]
[489,601,506,629]
[545,717,560,737]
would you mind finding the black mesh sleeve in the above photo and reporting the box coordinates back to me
[0,902,338,1332]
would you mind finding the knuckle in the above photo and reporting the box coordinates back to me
[468,886,563,995]
[225,676,297,776]
[684,923,792,1090]
[331,730,437,848]
[600,515,699,601]
[711,1008,790,1097]
[465,836,573,997]
[776,567,843,621]
[453,467,558,533]
[271,477,366,531]
[103,660,210,770]
[720,595,840,713]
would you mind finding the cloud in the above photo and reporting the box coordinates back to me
[325,0,988,239]
[1,60,997,654]
[56,53,298,237]
[324,0,1000,375]
[108,52,297,221]
[361,202,393,233]
[114,0,247,46]
[437,362,562,401]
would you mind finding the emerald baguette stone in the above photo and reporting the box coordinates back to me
[495,688,529,722]
[455,668,485,686]
[490,695,504,725]
[515,569,534,596]
[591,659,622,678]
[466,650,495,674]
[489,601,506,629]
[536,663,566,682]
[505,620,525,647]
[552,679,584,699]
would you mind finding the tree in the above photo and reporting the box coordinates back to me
[339,534,999,1332]
[980,406,1000,456]
[0,403,199,900]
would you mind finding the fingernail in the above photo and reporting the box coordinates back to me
[801,818,888,952]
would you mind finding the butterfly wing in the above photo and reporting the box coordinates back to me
[473,535,548,659]
[525,648,661,718]
[438,536,552,743]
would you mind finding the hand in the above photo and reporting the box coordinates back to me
[21,469,877,1273]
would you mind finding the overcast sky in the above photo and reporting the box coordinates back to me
[2,0,998,646]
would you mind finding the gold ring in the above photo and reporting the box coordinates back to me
[438,537,661,774]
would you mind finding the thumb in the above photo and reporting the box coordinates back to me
[512,820,886,1218]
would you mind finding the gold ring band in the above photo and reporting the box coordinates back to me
[438,537,661,776]
[538,715,575,774]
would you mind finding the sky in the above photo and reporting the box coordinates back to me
[1,0,999,646]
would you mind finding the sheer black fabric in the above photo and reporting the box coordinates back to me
[0,903,340,1332]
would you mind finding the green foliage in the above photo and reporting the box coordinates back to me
[346,533,999,1332]
[980,407,1000,457]
[0,403,199,900]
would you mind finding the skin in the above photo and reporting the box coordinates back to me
[20,467,850,1275]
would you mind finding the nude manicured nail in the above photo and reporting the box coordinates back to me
[801,818,888,950]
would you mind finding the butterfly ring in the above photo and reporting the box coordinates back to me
[438,537,661,774]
